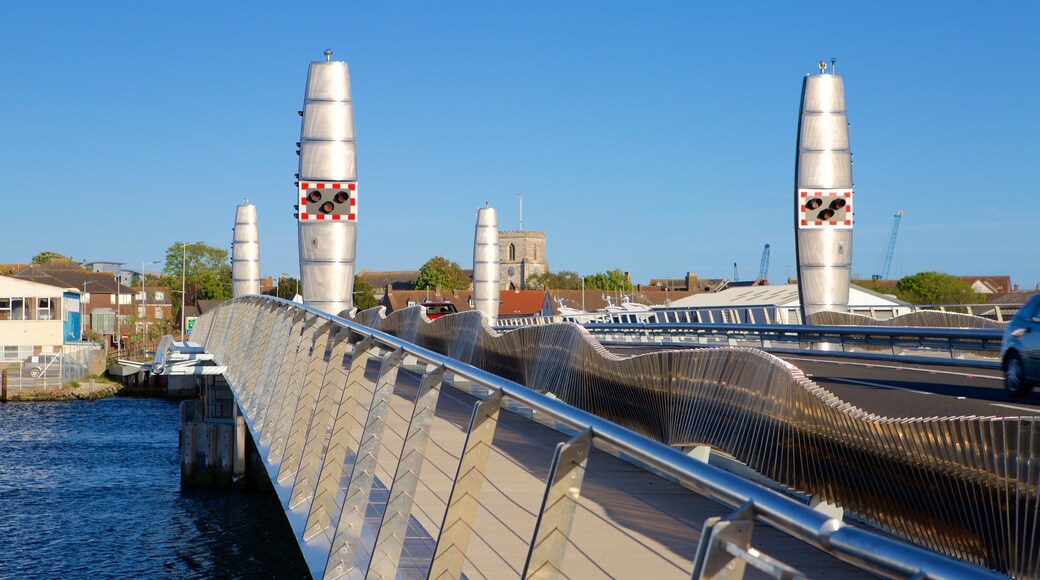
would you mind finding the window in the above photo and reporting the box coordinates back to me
[138,306,146,318]
[9,298,25,320]
[82,293,90,304]
[37,298,55,321]
[155,307,163,318]
[406,300,416,307]
[109,294,115,305]
[0,298,9,321]
[1,345,32,362]
[154,291,164,301]
[508,243,516,261]
[136,291,146,302]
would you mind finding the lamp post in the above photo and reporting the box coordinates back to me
[180,242,203,342]
[81,279,96,342]
[115,274,122,359]
[139,260,160,349]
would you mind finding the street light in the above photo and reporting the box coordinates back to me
[139,260,160,350]
[181,242,203,342]
[81,279,97,343]
[115,273,123,359]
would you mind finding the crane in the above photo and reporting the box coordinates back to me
[758,244,770,281]
[874,211,903,280]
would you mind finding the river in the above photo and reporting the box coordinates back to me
[0,398,309,578]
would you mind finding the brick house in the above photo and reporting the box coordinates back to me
[13,262,136,347]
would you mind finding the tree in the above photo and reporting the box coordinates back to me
[414,256,471,291]
[32,251,72,264]
[353,275,378,310]
[895,272,985,306]
[526,270,583,290]
[267,277,301,299]
[583,269,634,291]
[162,242,233,318]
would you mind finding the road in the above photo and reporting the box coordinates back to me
[776,354,1040,419]
[605,344,1040,419]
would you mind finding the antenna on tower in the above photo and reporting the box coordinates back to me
[324,49,333,62]
[830,58,837,74]
[818,61,827,74]
[517,192,524,230]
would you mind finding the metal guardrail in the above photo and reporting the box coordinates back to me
[500,302,1021,327]
[191,296,1003,579]
[563,322,1005,361]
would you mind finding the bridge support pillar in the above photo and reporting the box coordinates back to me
[179,385,264,490]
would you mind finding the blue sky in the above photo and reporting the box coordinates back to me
[2,2,1037,288]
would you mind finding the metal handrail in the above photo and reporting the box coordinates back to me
[510,321,1006,359]
[499,302,1022,327]
[192,296,999,579]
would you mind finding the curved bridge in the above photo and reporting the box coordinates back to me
[189,295,1026,578]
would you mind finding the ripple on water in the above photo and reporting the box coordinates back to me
[0,398,309,579]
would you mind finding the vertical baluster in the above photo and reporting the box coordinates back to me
[304,336,375,542]
[368,365,446,579]
[522,429,592,580]
[429,389,504,579]
[323,347,405,578]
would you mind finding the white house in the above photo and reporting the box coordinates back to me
[0,275,82,360]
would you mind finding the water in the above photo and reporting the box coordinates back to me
[0,398,309,579]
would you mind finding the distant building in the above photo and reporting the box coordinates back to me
[498,290,552,318]
[382,289,473,314]
[0,275,83,356]
[13,263,135,346]
[259,276,275,295]
[959,276,1011,294]
[135,286,174,334]
[358,270,421,302]
[500,230,548,290]
[380,288,552,319]
[646,272,732,293]
[668,283,910,324]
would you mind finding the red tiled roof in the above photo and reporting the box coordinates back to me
[382,290,475,314]
[498,290,550,317]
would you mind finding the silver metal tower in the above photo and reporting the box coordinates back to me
[795,60,853,322]
[297,51,358,314]
[231,200,260,298]
[473,205,500,325]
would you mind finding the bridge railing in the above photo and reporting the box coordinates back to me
[500,302,1021,327]
[562,322,1005,362]
[190,296,1000,580]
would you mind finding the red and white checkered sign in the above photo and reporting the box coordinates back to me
[798,189,853,229]
[299,181,357,221]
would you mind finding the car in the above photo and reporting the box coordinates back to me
[23,353,86,379]
[1000,294,1040,397]
[421,301,458,320]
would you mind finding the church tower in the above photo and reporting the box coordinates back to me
[499,230,548,290]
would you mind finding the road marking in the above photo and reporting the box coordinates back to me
[990,403,1040,414]
[823,377,934,396]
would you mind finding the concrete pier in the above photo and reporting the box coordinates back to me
[179,384,265,490]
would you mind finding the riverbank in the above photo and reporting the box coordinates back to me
[3,378,123,402]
